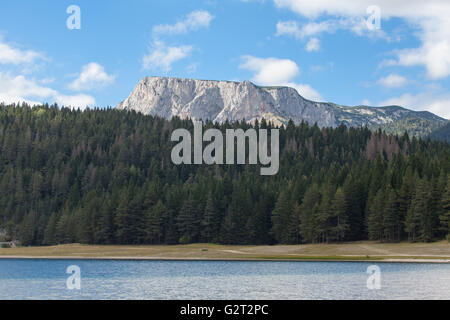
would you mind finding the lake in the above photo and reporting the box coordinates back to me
[0,259,449,299]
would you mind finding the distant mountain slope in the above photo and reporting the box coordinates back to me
[373,117,447,138]
[117,77,447,136]
[430,122,450,143]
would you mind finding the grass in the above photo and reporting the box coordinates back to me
[0,241,448,262]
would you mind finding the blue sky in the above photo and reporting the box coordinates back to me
[0,0,449,119]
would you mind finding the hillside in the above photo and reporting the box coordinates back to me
[0,104,448,246]
[430,122,450,143]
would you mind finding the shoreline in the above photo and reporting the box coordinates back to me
[0,255,449,263]
[0,241,449,263]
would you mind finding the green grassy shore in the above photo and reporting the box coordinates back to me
[0,241,449,263]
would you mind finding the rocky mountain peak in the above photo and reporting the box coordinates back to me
[116,76,447,133]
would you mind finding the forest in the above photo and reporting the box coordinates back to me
[0,103,448,246]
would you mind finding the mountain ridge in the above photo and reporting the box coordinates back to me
[117,76,447,136]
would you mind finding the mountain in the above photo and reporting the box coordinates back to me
[430,122,450,143]
[117,76,447,136]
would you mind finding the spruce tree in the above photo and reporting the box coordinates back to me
[176,196,200,244]
[332,188,349,242]
[383,187,400,242]
[271,190,292,244]
[299,185,321,243]
[367,190,385,241]
[146,200,166,244]
[201,193,217,243]
[440,176,450,240]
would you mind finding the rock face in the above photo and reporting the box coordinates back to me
[117,77,446,129]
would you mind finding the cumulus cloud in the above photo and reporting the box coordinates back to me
[0,72,95,109]
[285,82,323,101]
[0,36,96,109]
[0,73,56,101]
[69,62,115,91]
[239,55,323,101]
[273,0,450,79]
[142,40,193,72]
[395,36,450,80]
[0,37,44,65]
[379,85,450,119]
[142,10,213,72]
[239,55,299,84]
[153,10,214,35]
[306,38,320,52]
[377,74,408,88]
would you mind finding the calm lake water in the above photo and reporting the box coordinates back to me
[0,259,449,300]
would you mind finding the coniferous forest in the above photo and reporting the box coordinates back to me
[0,103,449,246]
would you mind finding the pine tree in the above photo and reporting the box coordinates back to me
[397,167,416,234]
[343,174,366,240]
[286,203,301,244]
[368,190,385,241]
[332,187,349,242]
[383,187,400,242]
[220,185,251,244]
[248,196,272,244]
[299,185,321,243]
[440,176,450,239]
[114,190,146,244]
[316,183,335,243]
[146,200,166,244]
[409,179,435,242]
[405,205,420,242]
[43,213,58,245]
[271,190,292,244]
[176,196,200,244]
[201,193,217,243]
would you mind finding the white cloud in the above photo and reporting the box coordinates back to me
[142,40,193,72]
[239,55,323,101]
[39,78,55,85]
[69,62,115,91]
[377,74,408,88]
[276,21,303,39]
[153,10,214,35]
[55,94,95,108]
[239,55,299,84]
[379,86,450,119]
[285,82,323,101]
[0,37,44,65]
[0,36,95,109]
[0,73,56,103]
[144,10,213,73]
[276,20,333,39]
[0,72,95,109]
[276,17,387,41]
[306,38,320,51]
[395,36,450,79]
[273,0,450,79]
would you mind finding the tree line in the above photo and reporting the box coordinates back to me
[0,103,448,246]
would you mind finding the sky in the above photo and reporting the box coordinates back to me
[0,0,449,119]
